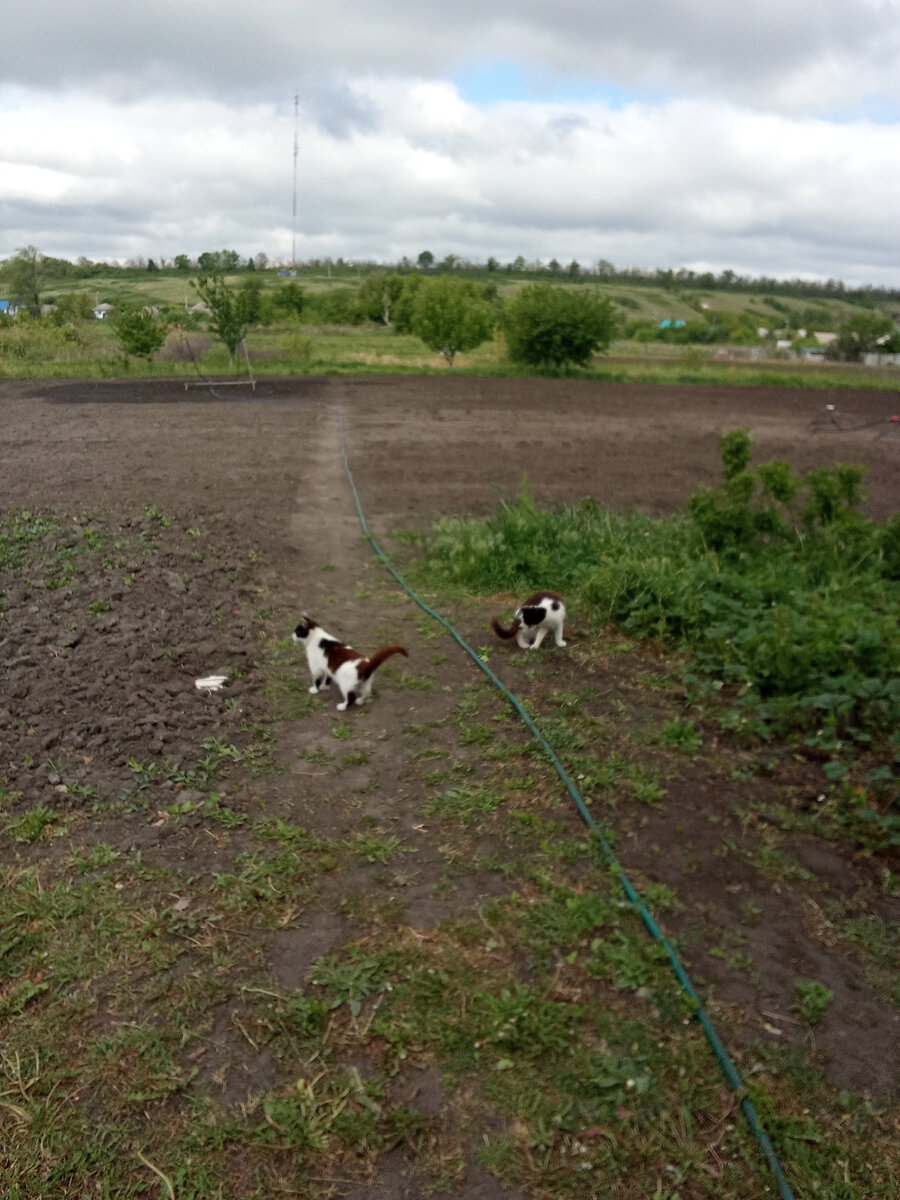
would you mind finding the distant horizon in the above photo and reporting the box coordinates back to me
[4,248,898,300]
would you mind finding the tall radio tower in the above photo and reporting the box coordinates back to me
[291,91,299,272]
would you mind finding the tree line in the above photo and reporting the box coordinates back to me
[4,244,900,307]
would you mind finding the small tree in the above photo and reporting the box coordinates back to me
[411,276,494,368]
[113,304,170,361]
[191,273,256,363]
[357,271,404,325]
[502,282,616,372]
[3,245,44,317]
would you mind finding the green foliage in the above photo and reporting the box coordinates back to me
[389,274,425,333]
[302,286,364,325]
[357,271,405,324]
[1,245,43,316]
[269,281,306,319]
[112,303,169,360]
[411,275,495,367]
[831,311,900,361]
[50,290,95,323]
[502,282,616,371]
[9,804,59,842]
[190,272,259,360]
[793,978,834,1023]
[0,312,86,363]
[413,437,900,748]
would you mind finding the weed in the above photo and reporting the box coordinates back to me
[793,978,835,1024]
[8,804,59,842]
[661,717,703,755]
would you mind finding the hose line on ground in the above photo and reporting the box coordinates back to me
[335,408,796,1200]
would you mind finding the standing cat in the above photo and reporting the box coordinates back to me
[491,591,567,650]
[293,614,408,710]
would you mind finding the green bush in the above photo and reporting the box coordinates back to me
[502,282,616,371]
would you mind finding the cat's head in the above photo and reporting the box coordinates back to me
[293,613,319,643]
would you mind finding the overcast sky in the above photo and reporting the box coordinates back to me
[3,1,900,285]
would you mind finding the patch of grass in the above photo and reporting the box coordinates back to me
[422,782,504,827]
[7,804,59,842]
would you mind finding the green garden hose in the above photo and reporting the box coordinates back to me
[336,408,796,1200]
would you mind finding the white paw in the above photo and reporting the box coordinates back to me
[308,686,319,694]
[558,640,567,647]
[337,701,348,711]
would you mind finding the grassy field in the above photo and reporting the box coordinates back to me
[3,315,900,393]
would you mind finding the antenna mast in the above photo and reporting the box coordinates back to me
[291,91,299,272]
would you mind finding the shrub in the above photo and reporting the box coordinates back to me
[502,283,616,372]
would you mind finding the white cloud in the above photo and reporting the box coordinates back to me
[1,2,900,283]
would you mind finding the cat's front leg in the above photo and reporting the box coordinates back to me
[530,628,548,649]
[554,630,567,647]
[309,673,328,694]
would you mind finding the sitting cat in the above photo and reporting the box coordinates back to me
[491,591,567,650]
[293,613,408,710]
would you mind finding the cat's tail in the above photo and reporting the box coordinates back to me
[491,616,518,639]
[361,645,408,680]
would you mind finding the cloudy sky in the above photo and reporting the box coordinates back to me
[3,1,900,285]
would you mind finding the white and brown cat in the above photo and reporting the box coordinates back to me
[293,614,408,710]
[491,591,567,650]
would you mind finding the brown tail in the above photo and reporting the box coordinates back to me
[491,615,518,639]
[361,645,408,680]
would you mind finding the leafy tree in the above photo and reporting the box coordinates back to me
[174,254,192,271]
[2,245,44,317]
[417,250,435,270]
[502,282,616,372]
[831,312,900,361]
[357,272,404,325]
[112,304,169,361]
[411,276,495,368]
[191,273,257,362]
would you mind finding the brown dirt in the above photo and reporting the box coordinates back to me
[2,373,899,1192]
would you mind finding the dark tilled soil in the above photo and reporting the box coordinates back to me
[2,374,899,1193]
